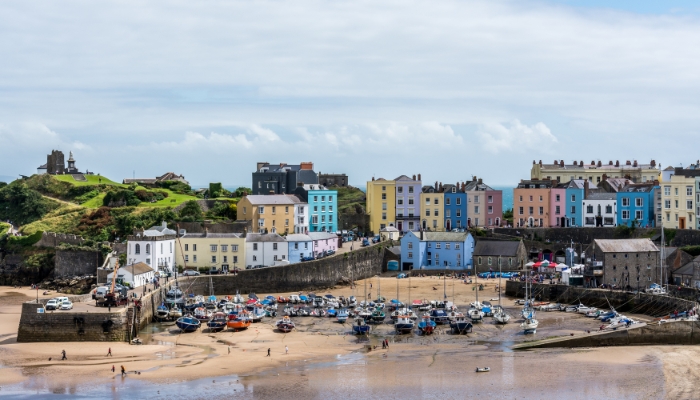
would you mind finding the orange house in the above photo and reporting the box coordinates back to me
[513,180,554,228]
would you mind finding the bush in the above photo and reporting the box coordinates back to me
[103,189,141,207]
[6,230,43,247]
[179,200,203,220]
[74,189,100,203]
[198,266,209,274]
[157,181,192,194]
[209,183,223,198]
[0,182,58,225]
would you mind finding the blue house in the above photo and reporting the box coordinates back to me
[286,234,314,262]
[443,184,468,231]
[400,231,474,271]
[617,183,658,228]
[562,180,591,227]
[293,184,338,233]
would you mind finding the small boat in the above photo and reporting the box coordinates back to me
[250,307,266,322]
[232,292,245,304]
[176,316,201,332]
[227,312,252,331]
[494,309,511,324]
[449,314,472,334]
[468,307,484,323]
[169,305,183,319]
[370,308,386,323]
[207,312,227,332]
[155,303,170,321]
[395,316,415,334]
[357,307,372,321]
[337,309,349,323]
[352,317,371,334]
[475,367,490,373]
[564,305,579,313]
[521,316,539,334]
[429,309,449,325]
[326,307,337,318]
[418,315,436,335]
[276,316,295,333]
[194,307,210,322]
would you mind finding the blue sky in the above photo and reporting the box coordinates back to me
[1,0,700,188]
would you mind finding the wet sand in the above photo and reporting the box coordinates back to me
[0,279,696,398]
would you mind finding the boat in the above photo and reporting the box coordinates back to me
[165,287,185,307]
[494,308,511,324]
[155,303,170,321]
[276,316,295,333]
[337,308,349,323]
[418,315,436,335]
[493,256,511,324]
[352,317,371,334]
[326,307,337,318]
[449,313,473,334]
[250,306,267,322]
[475,367,490,373]
[175,316,201,332]
[194,307,210,322]
[168,305,183,319]
[564,305,578,313]
[227,312,252,331]
[357,307,372,321]
[429,308,449,325]
[520,312,539,334]
[395,316,415,334]
[468,307,484,322]
[232,291,245,304]
[207,312,227,332]
[370,307,386,323]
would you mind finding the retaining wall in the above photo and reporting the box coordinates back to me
[55,250,101,278]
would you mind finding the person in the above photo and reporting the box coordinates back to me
[385,339,389,349]
[121,365,126,377]
[382,341,386,349]
[267,348,271,357]
[61,350,67,360]
[370,283,373,289]
[107,347,112,357]
[111,365,115,373]
[228,346,231,354]
[285,346,288,354]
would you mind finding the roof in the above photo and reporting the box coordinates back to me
[123,178,157,184]
[157,172,186,182]
[381,227,399,232]
[536,161,657,170]
[38,163,47,169]
[416,232,470,242]
[145,222,177,236]
[673,259,696,276]
[561,179,596,189]
[242,195,303,205]
[464,181,494,191]
[516,180,553,189]
[473,240,521,256]
[387,246,401,256]
[307,232,337,240]
[182,232,243,239]
[109,262,154,276]
[246,233,286,242]
[302,184,328,191]
[285,234,313,242]
[394,175,419,182]
[594,239,659,253]
[586,193,616,200]
[619,183,656,193]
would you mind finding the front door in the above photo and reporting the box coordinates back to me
[680,217,686,229]
[397,222,403,232]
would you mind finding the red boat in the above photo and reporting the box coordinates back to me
[277,296,288,303]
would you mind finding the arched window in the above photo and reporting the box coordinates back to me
[135,244,141,254]
[146,244,151,254]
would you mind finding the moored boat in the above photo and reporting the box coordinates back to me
[155,303,170,321]
[194,307,210,322]
[417,315,436,335]
[207,312,227,332]
[449,313,472,334]
[337,308,349,323]
[520,314,538,334]
[276,316,295,333]
[395,316,414,334]
[176,316,201,332]
[227,312,252,331]
[352,317,371,334]
[169,305,183,319]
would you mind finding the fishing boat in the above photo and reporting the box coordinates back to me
[494,256,511,324]
[370,307,386,323]
[175,316,201,332]
[357,307,372,321]
[449,313,473,334]
[276,316,295,333]
[418,315,436,335]
[468,307,484,322]
[337,308,349,323]
[250,306,267,322]
[165,287,185,307]
[194,307,210,322]
[207,312,227,332]
[352,317,371,334]
[168,305,183,319]
[227,312,252,331]
[395,315,415,334]
[155,303,170,321]
[475,367,490,373]
[326,307,337,318]
[429,308,449,325]
[520,311,538,334]
[232,291,245,304]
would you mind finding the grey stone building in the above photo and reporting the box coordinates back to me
[472,239,527,273]
[252,162,318,195]
[584,238,660,289]
[318,173,348,187]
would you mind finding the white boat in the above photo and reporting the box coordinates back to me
[577,304,593,314]
[564,305,578,313]
[169,305,183,319]
[521,317,538,334]
[468,307,484,322]
[494,310,511,324]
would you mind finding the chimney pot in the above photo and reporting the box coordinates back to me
[633,160,638,167]
[626,160,631,165]
[609,161,613,165]
[539,160,542,166]
[573,161,578,166]
[560,159,564,166]
[616,160,620,167]
[591,160,595,165]
[412,174,416,180]
[418,174,421,181]
[650,159,656,167]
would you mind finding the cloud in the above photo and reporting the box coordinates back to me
[478,120,557,154]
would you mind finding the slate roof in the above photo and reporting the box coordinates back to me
[285,234,313,242]
[182,232,243,239]
[473,240,521,257]
[586,193,617,200]
[243,195,303,205]
[381,227,399,232]
[464,181,494,191]
[594,239,659,253]
[673,258,697,276]
[246,233,286,242]
[418,232,470,242]
[109,262,154,276]
[619,183,656,193]
[307,232,337,241]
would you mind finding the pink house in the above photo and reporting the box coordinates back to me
[308,232,338,257]
[550,187,567,227]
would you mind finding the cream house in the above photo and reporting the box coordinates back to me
[174,231,245,272]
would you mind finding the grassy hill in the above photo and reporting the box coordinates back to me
[53,174,125,187]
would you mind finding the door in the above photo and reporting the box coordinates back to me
[680,217,686,229]
[397,222,403,232]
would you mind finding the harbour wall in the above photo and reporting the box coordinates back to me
[504,281,695,317]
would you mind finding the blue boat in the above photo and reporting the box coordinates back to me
[326,308,337,318]
[176,316,201,332]
[299,295,309,304]
[449,314,473,334]
[337,309,349,323]
[352,317,371,334]
[155,303,170,321]
[429,309,449,325]
[206,312,227,332]
[418,315,436,334]
[395,316,415,334]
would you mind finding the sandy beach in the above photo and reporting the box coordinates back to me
[0,278,698,398]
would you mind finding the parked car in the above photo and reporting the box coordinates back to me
[362,238,370,247]
[208,267,221,275]
[301,255,315,262]
[45,299,59,310]
[182,269,200,276]
[326,249,336,256]
[372,235,380,243]
[60,300,73,310]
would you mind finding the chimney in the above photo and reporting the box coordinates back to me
[279,162,286,168]
[584,179,590,198]
[539,160,542,166]
[533,160,536,164]
[435,181,438,190]
[650,159,656,167]
[560,159,564,166]
[609,161,613,165]
[591,160,595,165]
[633,160,638,167]
[478,178,483,184]
[412,174,416,180]
[372,177,375,181]
[616,160,620,167]
[418,174,421,181]
[597,160,602,167]
[300,162,313,170]
[554,159,558,165]
[653,179,659,186]
[573,161,578,166]
[602,174,608,181]
[420,230,423,240]
[626,160,631,165]
[257,162,268,171]
[579,160,583,166]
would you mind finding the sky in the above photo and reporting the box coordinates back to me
[1,0,700,188]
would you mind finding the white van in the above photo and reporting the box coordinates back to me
[94,286,110,301]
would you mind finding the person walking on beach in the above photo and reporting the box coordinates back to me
[266,348,271,357]
[121,365,126,377]
[61,350,67,360]
[228,346,231,354]
[285,346,288,355]
[111,365,115,373]
[107,347,112,357]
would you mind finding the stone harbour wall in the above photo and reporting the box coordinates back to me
[54,250,101,278]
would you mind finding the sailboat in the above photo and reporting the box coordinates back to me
[468,268,484,322]
[494,256,511,324]
[520,269,538,333]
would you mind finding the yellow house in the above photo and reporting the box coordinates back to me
[237,195,307,234]
[366,178,395,234]
[175,232,246,272]
[420,187,445,231]
[661,172,696,229]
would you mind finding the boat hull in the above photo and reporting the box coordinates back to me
[449,322,473,334]
[395,323,414,334]
[176,317,201,332]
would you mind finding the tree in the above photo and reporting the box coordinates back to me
[235,187,251,197]
[179,200,203,221]
[0,182,55,225]
[209,182,223,198]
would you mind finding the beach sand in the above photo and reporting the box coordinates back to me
[0,278,696,398]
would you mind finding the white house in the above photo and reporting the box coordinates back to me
[294,202,310,234]
[582,193,617,227]
[245,233,289,267]
[308,232,338,257]
[126,222,176,274]
[380,226,400,241]
[106,262,155,288]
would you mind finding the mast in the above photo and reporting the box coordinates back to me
[660,227,665,290]
[378,275,381,301]
[443,271,447,300]
[475,263,479,305]
[498,256,502,308]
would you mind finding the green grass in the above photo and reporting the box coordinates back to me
[0,221,10,233]
[21,203,86,235]
[136,189,198,208]
[53,174,126,187]
[81,192,107,208]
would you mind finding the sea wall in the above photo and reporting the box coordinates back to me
[54,250,101,278]
[17,301,128,342]
[505,281,694,317]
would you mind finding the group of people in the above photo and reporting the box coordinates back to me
[381,339,390,349]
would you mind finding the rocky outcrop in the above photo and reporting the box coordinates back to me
[39,275,96,294]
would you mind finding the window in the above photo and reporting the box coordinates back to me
[446,210,451,218]
[587,205,593,213]
[457,210,462,217]
[212,256,217,263]
[223,256,228,263]
[571,195,576,202]
[456,198,461,206]
[605,205,612,214]
[539,196,543,202]
[446,243,451,249]
[622,210,630,219]
[434,209,439,216]
[258,206,265,214]
[478,257,482,265]
[571,206,576,214]
[382,186,386,191]
[664,186,671,196]
[675,187,679,196]
[622,197,630,207]
[285,206,289,213]
[273,243,278,250]
[434,198,439,205]
[329,206,333,212]
[329,196,333,201]
[555,206,560,215]
[425,198,431,205]
[408,252,413,259]
[474,206,480,213]
[382,193,387,200]
[446,198,451,206]
[519,207,524,215]
[145,244,150,254]
[184,254,189,262]
[635,198,643,207]
[221,245,228,252]
[688,186,694,196]
[556,194,561,202]
[253,255,257,261]
[135,244,141,254]
[487,195,493,203]
[665,200,671,209]
[408,187,414,194]
[408,198,414,205]
[474,195,480,203]
[635,210,643,220]
[210,245,217,252]
[529,196,533,202]
[519,195,523,202]
[253,243,258,251]
[397,187,403,194]
[488,257,492,265]
[294,243,299,250]
[425,209,430,216]
[688,200,694,210]
[193,255,197,262]
[528,207,534,215]
[382,203,387,211]
[382,212,387,220]
[274,255,279,261]
[675,200,679,208]
[408,242,413,249]
[539,207,544,215]
[398,199,403,205]
[271,206,276,215]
